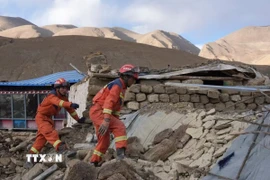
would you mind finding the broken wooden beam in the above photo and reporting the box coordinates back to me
[83,149,93,162]
[33,164,58,180]
[9,141,28,152]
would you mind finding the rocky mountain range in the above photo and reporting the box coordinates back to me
[199,26,270,65]
[0,16,199,55]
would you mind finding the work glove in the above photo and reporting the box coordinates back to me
[78,117,86,123]
[70,103,79,109]
[98,119,110,136]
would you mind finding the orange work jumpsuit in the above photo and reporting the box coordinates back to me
[30,90,79,154]
[90,78,127,163]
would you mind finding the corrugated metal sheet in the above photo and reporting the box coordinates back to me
[139,63,260,80]
[0,70,85,87]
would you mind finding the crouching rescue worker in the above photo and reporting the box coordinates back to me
[89,64,139,166]
[25,78,85,168]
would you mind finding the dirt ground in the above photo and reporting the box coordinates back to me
[0,36,269,81]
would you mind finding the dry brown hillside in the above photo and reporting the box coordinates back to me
[42,24,77,34]
[0,16,34,31]
[0,36,207,81]
[0,25,53,38]
[199,26,270,65]
[137,30,199,54]
[0,35,269,81]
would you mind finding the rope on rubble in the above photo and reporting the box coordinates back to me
[217,90,270,179]
[231,131,270,152]
[239,109,266,118]
[224,93,262,110]
[215,118,270,128]
[235,111,270,180]
[218,89,270,130]
[230,131,270,136]
[179,163,235,180]
[259,89,270,99]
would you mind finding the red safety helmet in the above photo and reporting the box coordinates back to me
[54,78,70,88]
[119,64,140,79]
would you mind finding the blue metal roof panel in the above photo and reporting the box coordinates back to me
[0,70,85,87]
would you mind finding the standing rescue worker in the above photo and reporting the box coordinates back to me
[25,78,85,168]
[89,64,139,166]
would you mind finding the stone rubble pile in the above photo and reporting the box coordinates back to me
[127,108,259,180]
[0,131,36,179]
[0,107,260,180]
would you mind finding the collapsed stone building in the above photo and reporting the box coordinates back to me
[1,52,270,180]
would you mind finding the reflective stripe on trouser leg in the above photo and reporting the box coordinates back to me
[115,136,127,142]
[30,147,39,154]
[103,108,112,114]
[36,117,61,150]
[93,150,104,157]
[90,132,110,163]
[53,140,62,149]
[90,127,110,162]
[89,105,111,163]
[110,117,127,149]
[90,150,104,163]
[31,129,47,154]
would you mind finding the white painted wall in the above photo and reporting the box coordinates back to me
[67,78,90,127]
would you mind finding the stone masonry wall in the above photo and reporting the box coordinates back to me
[123,80,270,113]
[68,77,270,127]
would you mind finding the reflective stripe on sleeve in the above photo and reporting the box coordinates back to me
[71,111,77,116]
[59,100,64,107]
[120,92,124,99]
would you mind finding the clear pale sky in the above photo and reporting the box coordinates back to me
[1,0,270,48]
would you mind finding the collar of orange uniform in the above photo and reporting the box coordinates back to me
[119,78,127,89]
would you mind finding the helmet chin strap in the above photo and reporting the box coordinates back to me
[56,88,65,96]
[120,73,135,87]
[123,76,129,87]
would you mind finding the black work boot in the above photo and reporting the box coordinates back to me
[24,159,34,169]
[116,147,126,160]
[24,155,41,169]
[57,143,77,158]
[90,161,100,167]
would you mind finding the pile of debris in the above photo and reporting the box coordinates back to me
[0,123,163,180]
[0,131,35,179]
[1,53,270,179]
[121,105,262,180]
[1,104,263,180]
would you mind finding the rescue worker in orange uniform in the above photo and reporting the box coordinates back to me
[89,64,139,166]
[25,78,85,168]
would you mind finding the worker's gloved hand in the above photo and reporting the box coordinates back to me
[78,117,86,123]
[70,103,79,109]
[98,119,110,136]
